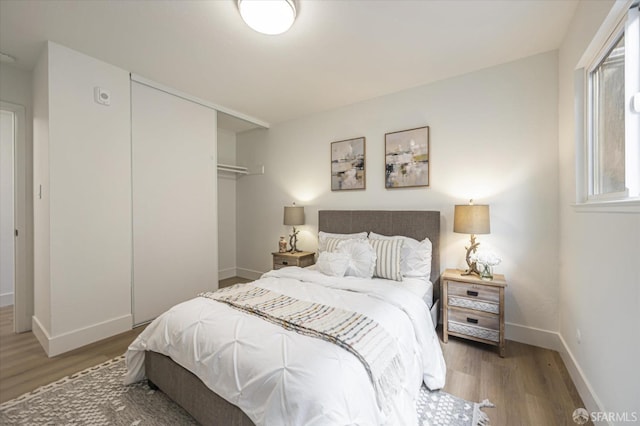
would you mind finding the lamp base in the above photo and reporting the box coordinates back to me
[462,234,481,276]
[288,227,300,253]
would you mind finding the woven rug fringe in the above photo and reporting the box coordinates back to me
[472,399,495,426]
[0,355,126,410]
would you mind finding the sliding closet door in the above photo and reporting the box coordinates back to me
[132,82,217,325]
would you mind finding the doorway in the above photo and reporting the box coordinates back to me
[0,101,27,333]
[0,109,15,310]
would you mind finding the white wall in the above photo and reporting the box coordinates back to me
[237,51,560,345]
[0,63,33,328]
[558,0,640,420]
[33,42,132,355]
[217,127,238,280]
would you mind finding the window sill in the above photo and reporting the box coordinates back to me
[572,198,640,214]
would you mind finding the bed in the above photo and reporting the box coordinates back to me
[125,210,445,426]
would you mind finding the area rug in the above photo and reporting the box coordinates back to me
[0,356,494,425]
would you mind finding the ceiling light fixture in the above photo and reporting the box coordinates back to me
[238,0,296,35]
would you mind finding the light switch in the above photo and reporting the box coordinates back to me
[94,87,111,106]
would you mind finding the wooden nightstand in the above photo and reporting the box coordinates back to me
[272,251,315,270]
[442,268,507,357]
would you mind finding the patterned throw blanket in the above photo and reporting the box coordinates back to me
[199,284,405,412]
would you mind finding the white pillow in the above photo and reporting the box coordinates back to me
[369,238,404,281]
[336,239,376,278]
[368,232,432,280]
[316,251,350,277]
[318,231,368,252]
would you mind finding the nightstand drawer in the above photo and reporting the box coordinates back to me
[448,321,500,343]
[447,281,499,303]
[448,307,499,331]
[271,252,315,270]
[273,255,294,268]
[448,296,499,314]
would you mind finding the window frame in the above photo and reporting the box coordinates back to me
[575,2,640,213]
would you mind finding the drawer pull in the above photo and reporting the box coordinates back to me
[466,290,479,297]
[466,317,479,324]
[282,261,288,265]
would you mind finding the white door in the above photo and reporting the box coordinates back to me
[1,101,27,332]
[0,110,15,309]
[131,82,218,325]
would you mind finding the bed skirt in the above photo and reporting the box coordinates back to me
[145,351,254,426]
[430,298,440,329]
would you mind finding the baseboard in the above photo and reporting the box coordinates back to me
[32,314,133,357]
[505,322,563,351]
[236,267,264,281]
[0,292,14,307]
[32,315,51,355]
[557,334,609,425]
[218,267,237,281]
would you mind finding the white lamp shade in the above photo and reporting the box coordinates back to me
[283,206,304,226]
[238,0,296,35]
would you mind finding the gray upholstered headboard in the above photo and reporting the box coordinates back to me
[318,210,441,300]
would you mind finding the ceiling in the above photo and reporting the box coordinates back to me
[0,0,579,130]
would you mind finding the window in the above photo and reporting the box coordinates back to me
[590,34,626,196]
[584,4,639,205]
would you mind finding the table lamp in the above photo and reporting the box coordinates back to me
[453,200,490,276]
[283,203,304,252]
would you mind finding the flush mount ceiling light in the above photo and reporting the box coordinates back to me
[238,0,296,35]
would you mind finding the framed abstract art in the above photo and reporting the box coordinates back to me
[331,137,366,191]
[385,126,429,188]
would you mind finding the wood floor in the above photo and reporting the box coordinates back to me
[440,335,590,426]
[0,277,589,425]
[0,305,147,404]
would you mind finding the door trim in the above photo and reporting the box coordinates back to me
[1,101,29,332]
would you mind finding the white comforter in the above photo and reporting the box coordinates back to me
[125,267,446,426]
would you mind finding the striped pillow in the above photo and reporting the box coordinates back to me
[318,232,368,252]
[323,237,347,253]
[369,238,404,281]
